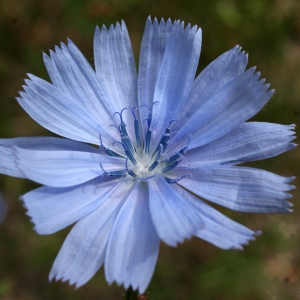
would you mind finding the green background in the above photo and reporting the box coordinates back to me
[0,0,300,299]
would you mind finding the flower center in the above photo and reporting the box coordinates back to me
[99,104,190,183]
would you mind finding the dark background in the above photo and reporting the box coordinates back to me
[0,0,300,299]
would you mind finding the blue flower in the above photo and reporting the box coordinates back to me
[0,17,296,293]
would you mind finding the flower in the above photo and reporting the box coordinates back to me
[0,17,296,293]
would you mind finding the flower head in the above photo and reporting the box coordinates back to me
[0,17,296,293]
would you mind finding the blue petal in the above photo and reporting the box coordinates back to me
[148,175,204,246]
[149,20,202,148]
[171,184,259,250]
[170,68,273,150]
[17,76,104,144]
[94,21,138,112]
[15,147,125,187]
[43,51,71,97]
[22,176,120,234]
[49,178,135,288]
[105,181,160,294]
[44,45,114,134]
[66,39,127,131]
[170,166,294,213]
[185,122,296,166]
[138,17,172,121]
[0,137,98,178]
[176,45,248,125]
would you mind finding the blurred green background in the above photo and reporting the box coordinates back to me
[0,0,300,299]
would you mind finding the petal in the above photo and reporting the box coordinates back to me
[17,76,104,144]
[94,21,138,111]
[15,147,125,187]
[170,166,294,213]
[138,17,172,117]
[22,176,120,234]
[170,68,273,150]
[0,137,98,178]
[105,181,160,294]
[45,46,113,129]
[43,51,70,95]
[171,184,259,250]
[176,45,248,125]
[195,218,258,250]
[149,21,202,148]
[148,175,204,246]
[49,178,135,288]
[63,39,122,130]
[185,122,296,166]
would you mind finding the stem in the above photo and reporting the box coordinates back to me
[123,287,148,300]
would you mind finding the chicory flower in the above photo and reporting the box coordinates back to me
[0,17,295,293]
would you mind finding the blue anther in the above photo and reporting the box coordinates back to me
[100,163,124,176]
[130,107,142,149]
[134,119,142,149]
[99,135,121,157]
[109,170,126,176]
[114,109,135,155]
[144,129,152,155]
[121,131,134,154]
[155,132,170,153]
[155,144,163,159]
[141,102,159,154]
[163,136,190,165]
[161,159,181,172]
[141,101,159,129]
[143,117,152,129]
[125,148,137,165]
[164,174,191,184]
[164,153,180,165]
[105,148,122,157]
[154,119,178,154]
[148,161,158,172]
[148,144,163,172]
[128,169,137,177]
[125,158,137,177]
[112,141,137,165]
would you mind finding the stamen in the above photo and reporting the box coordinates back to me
[164,174,191,184]
[161,159,182,172]
[162,136,191,165]
[113,141,137,165]
[113,107,127,121]
[125,158,137,177]
[144,129,152,155]
[135,175,156,182]
[148,144,163,172]
[99,135,121,157]
[100,163,125,176]
[141,102,159,155]
[114,108,135,154]
[154,119,178,154]
[130,107,142,150]
[103,104,190,184]
[148,161,158,172]
[109,124,120,131]
[141,101,158,128]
